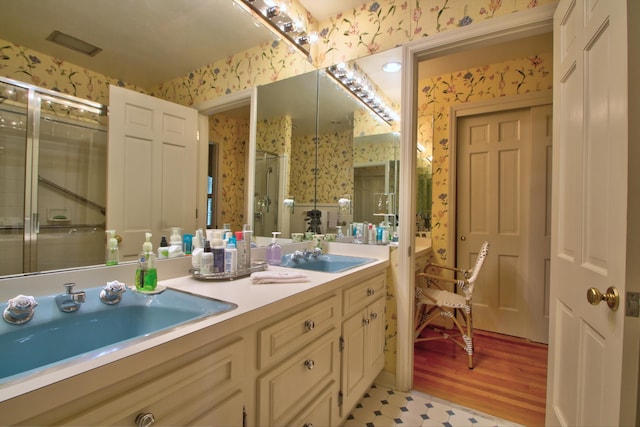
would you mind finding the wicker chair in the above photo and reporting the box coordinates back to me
[414,241,490,369]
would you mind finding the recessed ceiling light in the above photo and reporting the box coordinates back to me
[382,61,401,73]
[46,30,102,57]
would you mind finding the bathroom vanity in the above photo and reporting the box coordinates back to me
[0,246,389,426]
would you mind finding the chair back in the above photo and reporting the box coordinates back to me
[466,241,490,285]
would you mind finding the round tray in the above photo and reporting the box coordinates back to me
[191,261,268,281]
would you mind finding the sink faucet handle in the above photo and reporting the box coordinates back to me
[3,294,38,324]
[64,282,76,294]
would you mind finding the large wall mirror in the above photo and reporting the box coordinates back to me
[250,47,422,243]
[0,1,277,278]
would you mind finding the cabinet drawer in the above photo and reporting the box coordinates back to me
[257,329,339,427]
[287,382,339,427]
[59,338,245,426]
[258,294,338,369]
[342,275,386,316]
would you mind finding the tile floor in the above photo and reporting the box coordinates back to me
[343,384,524,427]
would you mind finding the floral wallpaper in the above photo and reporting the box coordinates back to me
[209,113,250,231]
[418,52,552,264]
[290,129,354,204]
[0,39,143,104]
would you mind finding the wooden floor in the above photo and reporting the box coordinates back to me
[413,329,548,426]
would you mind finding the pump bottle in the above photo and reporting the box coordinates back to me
[135,233,157,291]
[105,230,119,266]
[266,232,282,265]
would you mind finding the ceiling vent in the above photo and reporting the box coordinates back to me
[46,30,102,57]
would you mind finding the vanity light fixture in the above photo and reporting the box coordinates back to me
[235,0,314,58]
[327,63,399,125]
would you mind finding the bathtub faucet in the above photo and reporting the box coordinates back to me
[55,283,86,313]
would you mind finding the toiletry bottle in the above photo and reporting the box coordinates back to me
[234,231,246,269]
[157,235,169,259]
[105,230,119,266]
[225,236,238,273]
[212,232,225,273]
[183,233,193,255]
[266,232,282,265]
[135,233,157,291]
[242,228,253,268]
[191,229,205,270]
[200,240,213,274]
[168,228,184,258]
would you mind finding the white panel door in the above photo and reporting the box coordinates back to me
[108,86,197,259]
[457,108,531,338]
[547,1,629,425]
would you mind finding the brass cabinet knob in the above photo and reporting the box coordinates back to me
[135,413,155,427]
[586,286,619,311]
[304,319,315,331]
[304,359,315,370]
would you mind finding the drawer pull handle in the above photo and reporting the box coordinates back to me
[135,412,155,427]
[367,288,375,296]
[304,359,315,370]
[303,424,314,427]
[362,318,370,326]
[370,312,378,320]
[304,319,315,331]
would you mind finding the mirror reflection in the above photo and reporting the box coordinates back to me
[252,48,412,244]
[0,78,108,277]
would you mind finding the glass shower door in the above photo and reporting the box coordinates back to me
[31,93,108,272]
[0,80,28,276]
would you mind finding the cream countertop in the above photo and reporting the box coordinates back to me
[0,242,389,402]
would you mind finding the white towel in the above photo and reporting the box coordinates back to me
[251,271,310,284]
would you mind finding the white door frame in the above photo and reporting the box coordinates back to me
[194,88,258,231]
[397,4,555,391]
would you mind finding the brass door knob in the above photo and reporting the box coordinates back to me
[586,286,619,311]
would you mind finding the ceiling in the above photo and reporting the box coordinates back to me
[0,1,362,89]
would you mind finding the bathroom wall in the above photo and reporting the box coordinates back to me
[208,114,251,231]
[418,52,553,264]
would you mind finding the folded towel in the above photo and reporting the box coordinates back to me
[251,271,310,284]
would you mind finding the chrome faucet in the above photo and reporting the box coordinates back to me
[291,250,305,263]
[3,295,38,325]
[55,283,86,313]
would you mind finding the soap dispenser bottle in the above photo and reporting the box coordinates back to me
[105,230,119,266]
[266,232,282,265]
[135,233,157,291]
[168,228,184,258]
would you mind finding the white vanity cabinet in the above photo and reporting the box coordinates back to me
[340,274,386,416]
[1,335,247,427]
[0,258,391,427]
[255,294,341,427]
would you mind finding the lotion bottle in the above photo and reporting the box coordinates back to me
[135,233,157,291]
[191,229,205,270]
[212,231,225,273]
[224,236,238,273]
[105,230,119,266]
[266,232,282,265]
